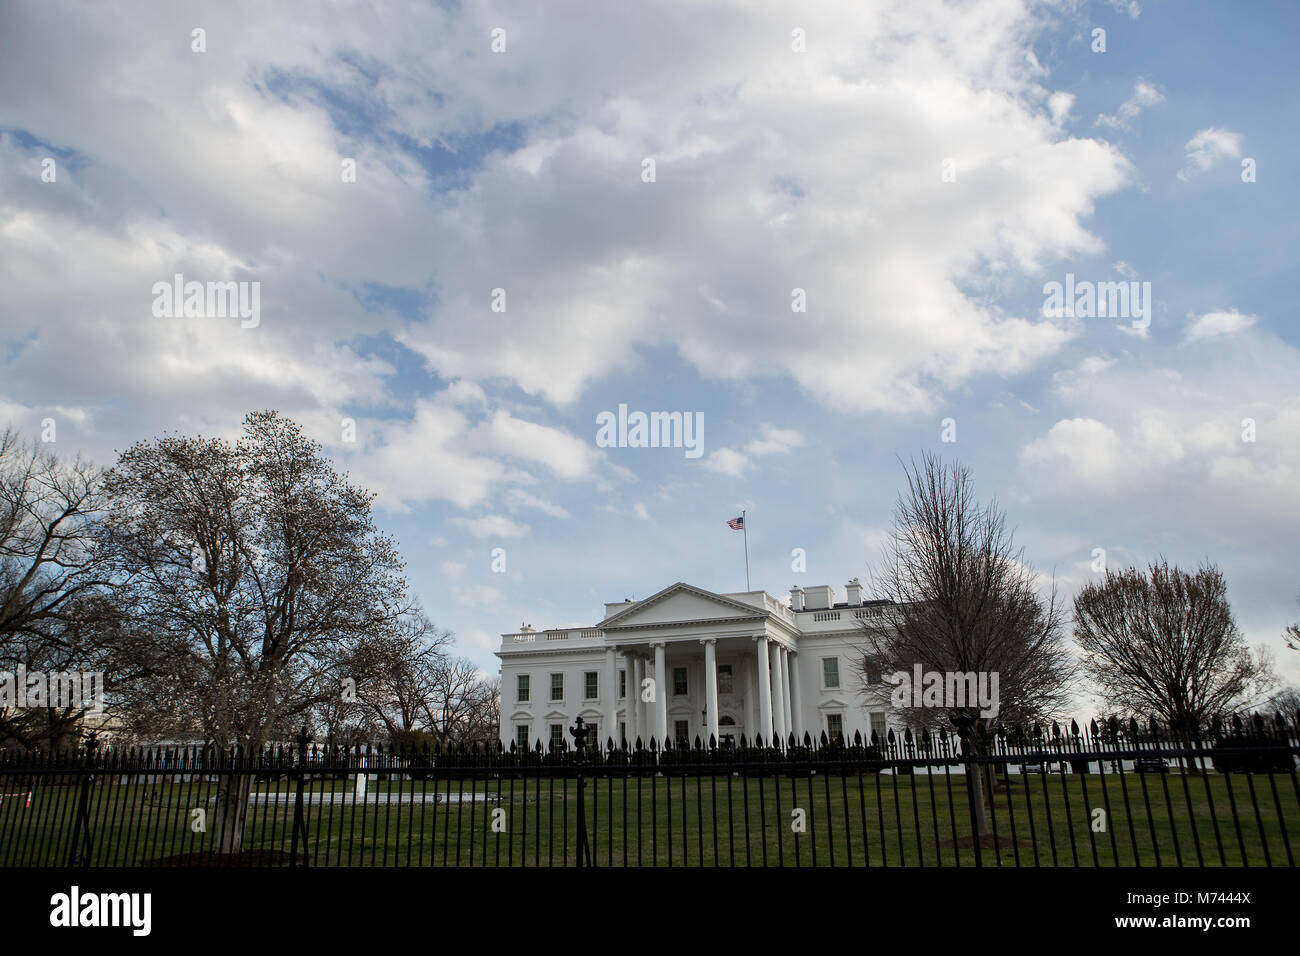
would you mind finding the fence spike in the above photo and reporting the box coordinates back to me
[803,731,813,747]
[709,733,717,750]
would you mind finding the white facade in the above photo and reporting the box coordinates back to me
[496,580,895,752]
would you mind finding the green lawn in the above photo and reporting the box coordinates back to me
[2,769,1296,866]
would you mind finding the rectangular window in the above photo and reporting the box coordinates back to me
[619,721,626,745]
[870,712,888,742]
[675,720,690,747]
[516,724,530,752]
[550,724,565,749]
[550,673,564,701]
[619,670,626,699]
[586,722,599,749]
[584,671,599,700]
[717,664,733,694]
[822,657,840,689]
[516,674,530,703]
[827,713,844,744]
[673,667,688,696]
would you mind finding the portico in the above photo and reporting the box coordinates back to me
[597,583,805,746]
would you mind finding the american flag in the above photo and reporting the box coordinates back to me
[727,515,744,530]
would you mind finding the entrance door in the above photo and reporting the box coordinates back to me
[719,715,739,748]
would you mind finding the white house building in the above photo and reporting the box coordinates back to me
[496,580,895,752]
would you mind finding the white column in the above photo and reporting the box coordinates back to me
[770,641,787,745]
[755,637,773,744]
[604,646,617,752]
[789,651,803,742]
[630,656,643,746]
[653,642,668,746]
[780,647,794,742]
[742,655,755,742]
[702,638,719,746]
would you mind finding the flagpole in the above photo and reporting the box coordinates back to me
[742,509,750,592]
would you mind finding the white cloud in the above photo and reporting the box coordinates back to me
[504,488,570,518]
[633,502,650,520]
[703,447,749,478]
[1136,416,1184,466]
[451,585,505,606]
[1184,310,1257,343]
[1021,418,1125,485]
[465,629,499,653]
[440,560,466,580]
[705,423,807,476]
[1178,127,1243,182]
[745,425,806,457]
[467,411,600,481]
[1096,81,1163,130]
[450,515,531,539]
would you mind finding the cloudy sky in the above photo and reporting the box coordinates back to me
[2,0,1297,705]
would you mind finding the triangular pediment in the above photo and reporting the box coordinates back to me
[600,582,766,629]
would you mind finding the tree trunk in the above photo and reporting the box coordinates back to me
[967,755,991,836]
[214,774,251,854]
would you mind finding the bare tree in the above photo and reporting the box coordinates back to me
[457,675,500,747]
[1265,686,1300,726]
[352,611,453,738]
[422,657,496,746]
[1073,560,1273,735]
[0,429,117,749]
[97,411,411,853]
[859,452,1074,839]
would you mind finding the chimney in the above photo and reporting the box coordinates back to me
[804,584,834,610]
[789,586,805,612]
[845,578,863,605]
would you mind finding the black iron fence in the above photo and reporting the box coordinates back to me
[1,713,1296,867]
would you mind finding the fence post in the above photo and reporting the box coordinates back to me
[290,726,311,867]
[67,733,99,867]
[570,716,593,867]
